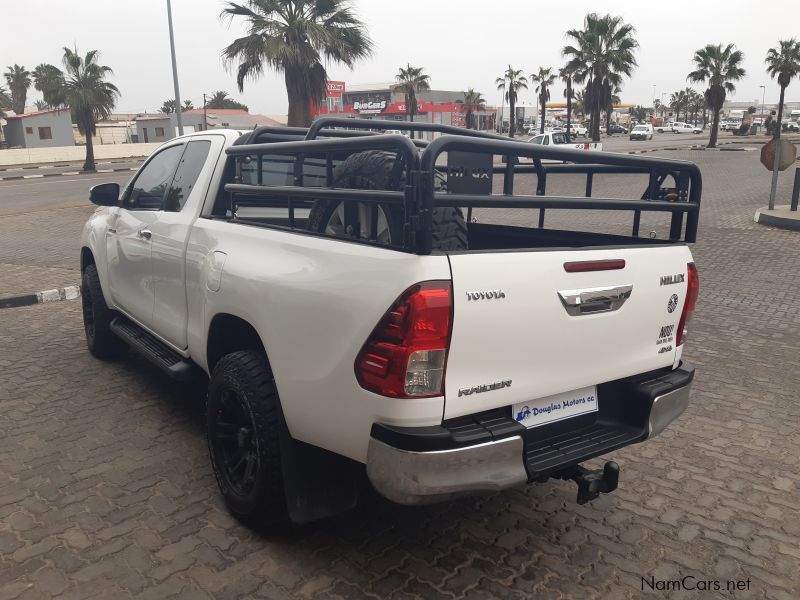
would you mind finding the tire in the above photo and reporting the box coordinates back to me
[81,264,128,359]
[308,150,468,251]
[207,350,289,529]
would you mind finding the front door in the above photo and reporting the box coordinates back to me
[105,143,184,328]
[150,138,217,348]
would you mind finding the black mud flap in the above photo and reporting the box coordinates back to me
[277,411,360,525]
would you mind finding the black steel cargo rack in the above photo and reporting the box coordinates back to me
[223,116,702,254]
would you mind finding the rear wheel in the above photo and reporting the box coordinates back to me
[207,350,289,529]
[308,150,468,251]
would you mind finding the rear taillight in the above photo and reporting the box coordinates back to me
[355,281,452,398]
[676,263,699,346]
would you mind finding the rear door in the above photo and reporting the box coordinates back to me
[443,245,693,420]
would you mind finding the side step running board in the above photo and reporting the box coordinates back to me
[110,316,199,381]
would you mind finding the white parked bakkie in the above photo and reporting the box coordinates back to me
[80,118,700,529]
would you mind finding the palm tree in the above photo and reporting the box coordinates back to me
[559,66,576,140]
[0,86,10,133]
[456,88,486,129]
[206,90,249,111]
[394,64,430,138]
[221,0,372,127]
[531,67,556,134]
[573,88,586,120]
[765,38,800,140]
[4,64,32,115]
[669,90,687,121]
[183,99,194,111]
[160,99,177,113]
[36,47,119,171]
[604,86,621,134]
[653,98,662,118]
[687,43,745,148]
[33,64,66,108]
[563,13,638,141]
[495,65,527,137]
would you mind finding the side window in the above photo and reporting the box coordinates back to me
[542,136,550,145]
[124,145,184,210]
[552,133,566,144]
[164,141,212,212]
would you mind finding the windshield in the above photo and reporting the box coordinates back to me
[529,135,544,145]
[633,126,648,131]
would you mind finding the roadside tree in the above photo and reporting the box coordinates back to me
[221,0,372,127]
[687,43,745,148]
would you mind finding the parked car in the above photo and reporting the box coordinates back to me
[629,124,654,140]
[79,118,700,529]
[670,122,701,134]
[607,124,628,135]
[783,121,800,133]
[567,123,588,138]
[528,131,602,150]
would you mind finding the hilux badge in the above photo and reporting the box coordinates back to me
[660,273,685,286]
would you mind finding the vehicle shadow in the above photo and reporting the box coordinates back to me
[119,352,623,595]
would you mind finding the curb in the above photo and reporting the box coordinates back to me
[754,205,800,232]
[0,167,138,182]
[0,158,144,172]
[0,285,81,310]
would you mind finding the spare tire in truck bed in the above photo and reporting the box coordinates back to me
[307,150,468,251]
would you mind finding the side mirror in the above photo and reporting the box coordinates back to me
[89,182,120,206]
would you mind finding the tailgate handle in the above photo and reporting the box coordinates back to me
[558,285,633,316]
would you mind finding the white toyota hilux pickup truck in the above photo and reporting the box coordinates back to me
[80,117,700,529]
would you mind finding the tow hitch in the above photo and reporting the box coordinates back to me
[554,461,620,504]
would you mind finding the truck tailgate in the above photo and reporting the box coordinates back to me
[444,245,693,420]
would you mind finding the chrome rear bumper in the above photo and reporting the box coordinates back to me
[366,436,527,505]
[367,362,694,505]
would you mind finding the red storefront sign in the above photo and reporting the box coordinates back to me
[326,81,346,98]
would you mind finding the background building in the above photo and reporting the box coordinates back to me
[134,109,284,143]
[2,108,74,148]
[312,81,496,137]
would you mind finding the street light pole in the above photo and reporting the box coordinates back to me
[759,85,766,124]
[166,0,184,136]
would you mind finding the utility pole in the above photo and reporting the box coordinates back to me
[759,85,766,126]
[166,0,184,136]
[203,93,208,131]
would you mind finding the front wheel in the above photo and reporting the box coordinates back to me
[207,350,289,529]
[81,264,128,359]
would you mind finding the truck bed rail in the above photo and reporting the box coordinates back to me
[222,118,702,254]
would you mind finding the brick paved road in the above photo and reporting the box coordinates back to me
[1,149,799,599]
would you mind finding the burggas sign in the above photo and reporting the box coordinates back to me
[760,138,797,171]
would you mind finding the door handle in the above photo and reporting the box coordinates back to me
[137,228,152,240]
[558,285,633,315]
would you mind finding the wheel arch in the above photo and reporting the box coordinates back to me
[80,247,95,271]
[206,313,268,374]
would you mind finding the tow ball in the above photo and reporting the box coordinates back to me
[554,461,620,504]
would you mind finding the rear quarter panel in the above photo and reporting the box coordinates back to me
[185,220,452,463]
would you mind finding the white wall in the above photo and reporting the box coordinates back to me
[0,143,162,166]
